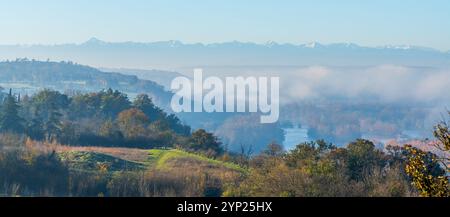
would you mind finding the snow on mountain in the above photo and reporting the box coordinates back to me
[0,38,448,69]
[303,42,323,48]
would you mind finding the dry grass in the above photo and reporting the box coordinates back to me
[23,138,150,163]
[164,157,243,182]
[23,138,245,174]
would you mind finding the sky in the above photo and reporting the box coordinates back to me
[0,0,450,51]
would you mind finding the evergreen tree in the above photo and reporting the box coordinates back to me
[0,89,24,133]
[133,94,190,136]
[44,109,63,141]
[100,88,131,118]
[26,109,45,140]
[133,94,164,121]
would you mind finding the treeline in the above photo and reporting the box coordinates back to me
[224,112,450,197]
[0,88,222,155]
[225,140,415,196]
[224,139,448,196]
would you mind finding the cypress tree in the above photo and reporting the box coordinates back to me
[0,89,24,133]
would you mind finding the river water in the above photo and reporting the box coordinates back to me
[282,127,311,150]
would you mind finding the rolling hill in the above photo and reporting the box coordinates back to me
[0,59,173,107]
[55,146,245,175]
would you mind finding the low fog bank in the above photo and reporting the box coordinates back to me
[177,65,450,105]
[174,65,450,149]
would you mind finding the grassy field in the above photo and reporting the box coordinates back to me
[55,146,246,174]
[149,149,245,172]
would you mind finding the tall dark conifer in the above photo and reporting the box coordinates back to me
[0,89,24,133]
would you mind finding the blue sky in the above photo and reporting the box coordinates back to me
[1,0,449,50]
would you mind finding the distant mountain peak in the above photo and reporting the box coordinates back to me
[83,37,106,45]
[376,44,439,52]
[303,41,323,48]
[381,44,412,50]
[329,42,361,49]
[264,40,279,47]
[167,40,183,47]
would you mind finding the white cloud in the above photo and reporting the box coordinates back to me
[279,65,450,103]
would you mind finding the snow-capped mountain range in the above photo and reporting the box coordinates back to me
[0,38,449,70]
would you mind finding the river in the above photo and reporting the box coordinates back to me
[282,127,311,150]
